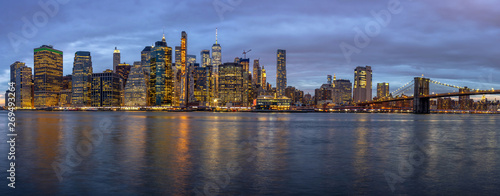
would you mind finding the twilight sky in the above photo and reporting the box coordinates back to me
[1,0,500,104]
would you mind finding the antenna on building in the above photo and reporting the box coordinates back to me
[215,28,218,44]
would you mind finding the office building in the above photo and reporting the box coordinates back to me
[201,50,211,68]
[141,46,153,75]
[211,28,222,98]
[276,49,286,97]
[60,75,72,107]
[377,82,389,99]
[34,45,63,107]
[333,78,352,105]
[187,55,196,65]
[71,51,93,107]
[116,63,131,86]
[113,47,120,73]
[10,61,25,83]
[149,34,174,106]
[175,46,181,70]
[180,31,189,106]
[252,59,261,86]
[353,66,372,102]
[15,65,34,108]
[261,66,267,90]
[91,70,123,107]
[124,62,147,106]
[218,63,247,106]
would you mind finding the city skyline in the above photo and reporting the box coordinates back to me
[2,0,500,105]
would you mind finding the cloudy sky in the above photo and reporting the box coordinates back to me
[1,0,500,104]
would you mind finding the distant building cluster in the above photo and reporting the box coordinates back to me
[6,30,299,110]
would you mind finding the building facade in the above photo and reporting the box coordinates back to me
[218,63,247,106]
[15,65,34,108]
[149,35,174,106]
[91,70,123,107]
[333,79,352,105]
[124,62,147,106]
[34,45,63,107]
[201,50,211,68]
[377,82,389,99]
[276,49,287,97]
[353,66,372,102]
[71,51,92,107]
[10,61,25,83]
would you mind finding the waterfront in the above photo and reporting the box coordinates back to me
[1,111,499,195]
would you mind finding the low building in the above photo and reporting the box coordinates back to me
[255,95,291,110]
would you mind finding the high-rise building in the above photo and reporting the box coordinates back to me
[218,63,246,106]
[113,47,120,73]
[10,61,25,83]
[200,50,211,68]
[333,78,352,105]
[149,34,174,106]
[91,70,123,107]
[459,87,472,110]
[141,46,153,75]
[187,55,196,65]
[211,28,222,98]
[261,66,267,89]
[71,51,93,107]
[180,31,189,106]
[34,45,63,108]
[60,75,72,107]
[175,46,181,70]
[15,65,33,108]
[116,63,131,87]
[377,82,389,99]
[193,65,211,106]
[276,49,287,97]
[353,66,372,102]
[124,62,147,106]
[252,59,261,86]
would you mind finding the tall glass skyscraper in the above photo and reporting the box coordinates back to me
[252,59,261,86]
[141,46,153,75]
[353,66,372,102]
[34,45,63,107]
[149,34,173,106]
[276,49,287,97]
[200,50,211,68]
[124,62,147,106]
[71,51,92,107]
[377,82,389,98]
[211,28,222,99]
[10,61,25,83]
[91,70,123,107]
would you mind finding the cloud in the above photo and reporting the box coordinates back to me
[1,0,499,96]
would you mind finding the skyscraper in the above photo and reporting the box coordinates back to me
[175,46,181,70]
[261,66,267,89]
[124,62,147,106]
[141,46,153,75]
[377,82,389,98]
[218,63,246,106]
[211,28,222,99]
[193,66,211,106]
[353,66,372,102]
[276,49,287,97]
[15,65,33,108]
[149,34,174,106]
[252,59,261,86]
[34,45,63,107]
[116,63,131,87]
[71,51,92,107]
[180,31,189,106]
[10,61,25,83]
[113,47,120,73]
[60,75,72,107]
[200,50,211,68]
[333,78,352,105]
[91,70,123,107]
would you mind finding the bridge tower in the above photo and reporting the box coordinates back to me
[413,77,430,114]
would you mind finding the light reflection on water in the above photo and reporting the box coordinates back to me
[0,111,499,195]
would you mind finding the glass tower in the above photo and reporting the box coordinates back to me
[71,51,92,107]
[34,45,63,108]
[276,49,287,97]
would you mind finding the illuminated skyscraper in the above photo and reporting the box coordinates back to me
[261,66,267,89]
[200,50,211,68]
[60,75,72,107]
[187,55,196,65]
[113,47,120,73]
[218,63,246,106]
[252,59,261,86]
[333,78,352,105]
[15,65,33,108]
[10,61,25,83]
[180,31,189,106]
[193,66,211,106]
[116,63,131,86]
[71,51,92,107]
[353,66,372,102]
[377,82,389,98]
[175,46,181,70]
[149,34,174,106]
[276,49,286,97]
[141,46,153,75]
[124,62,147,106]
[34,45,63,107]
[211,28,222,98]
[91,70,123,107]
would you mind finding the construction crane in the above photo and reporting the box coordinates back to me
[242,49,252,59]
